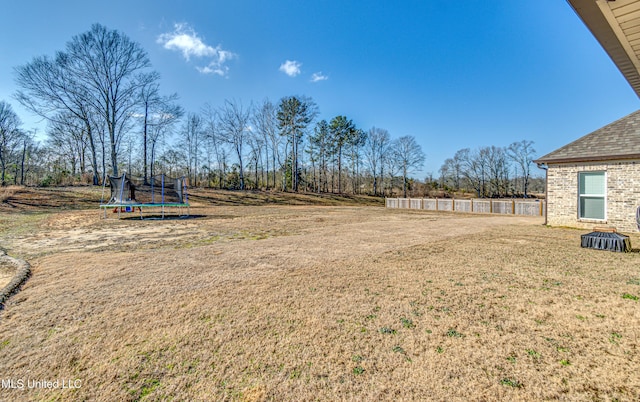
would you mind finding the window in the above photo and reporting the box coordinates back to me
[578,171,606,220]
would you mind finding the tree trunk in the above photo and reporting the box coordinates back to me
[101,136,107,184]
[86,123,100,185]
[272,150,277,190]
[150,141,156,179]
[20,139,27,185]
[238,149,244,190]
[403,165,408,198]
[143,102,149,184]
[254,156,258,189]
[337,147,342,193]
[110,132,118,176]
[292,132,297,192]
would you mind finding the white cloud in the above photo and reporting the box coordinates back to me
[196,64,228,76]
[310,72,328,82]
[157,23,214,60]
[279,60,302,77]
[157,23,235,76]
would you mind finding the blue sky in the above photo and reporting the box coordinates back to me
[1,1,639,177]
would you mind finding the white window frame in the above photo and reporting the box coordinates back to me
[578,171,606,221]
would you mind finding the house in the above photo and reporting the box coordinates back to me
[534,1,640,232]
[535,110,640,232]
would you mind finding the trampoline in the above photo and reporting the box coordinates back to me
[100,173,190,219]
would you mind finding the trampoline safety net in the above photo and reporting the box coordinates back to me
[106,173,188,205]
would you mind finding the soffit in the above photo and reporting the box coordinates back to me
[568,0,640,97]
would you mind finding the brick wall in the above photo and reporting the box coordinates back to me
[546,160,640,232]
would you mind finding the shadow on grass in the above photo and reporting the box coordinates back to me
[187,189,384,207]
[120,214,207,221]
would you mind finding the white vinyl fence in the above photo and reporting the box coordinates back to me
[386,198,545,217]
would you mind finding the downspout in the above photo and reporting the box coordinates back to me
[537,163,548,225]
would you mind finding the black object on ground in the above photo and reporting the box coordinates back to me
[581,231,631,252]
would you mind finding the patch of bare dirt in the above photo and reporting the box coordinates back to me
[2,205,532,261]
[0,261,13,289]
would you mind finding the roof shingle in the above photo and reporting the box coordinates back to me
[535,109,640,164]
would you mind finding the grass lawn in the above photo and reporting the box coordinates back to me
[0,187,639,400]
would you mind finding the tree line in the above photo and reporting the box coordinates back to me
[2,23,427,196]
[435,140,542,198]
[2,23,541,198]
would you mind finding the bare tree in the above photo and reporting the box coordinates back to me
[348,128,367,194]
[0,101,23,186]
[305,133,320,192]
[461,147,486,197]
[391,135,426,198]
[485,145,510,197]
[146,95,183,180]
[267,114,284,190]
[15,54,102,184]
[202,104,228,189]
[138,75,160,183]
[507,140,536,197]
[439,148,466,192]
[181,113,204,186]
[15,24,156,181]
[64,24,154,176]
[158,149,185,178]
[252,99,278,189]
[137,78,182,182]
[10,130,33,185]
[94,114,109,184]
[18,132,38,186]
[47,112,89,178]
[383,147,401,196]
[439,158,453,190]
[218,99,250,190]
[247,131,264,189]
[364,127,390,196]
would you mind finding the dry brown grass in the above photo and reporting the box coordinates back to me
[0,186,383,212]
[0,185,20,204]
[0,188,639,401]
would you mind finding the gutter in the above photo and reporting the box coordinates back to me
[533,153,640,165]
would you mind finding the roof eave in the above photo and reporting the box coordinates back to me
[567,0,640,98]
